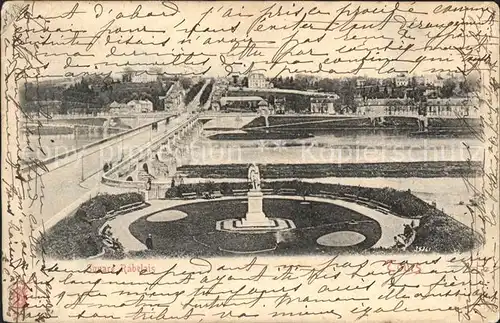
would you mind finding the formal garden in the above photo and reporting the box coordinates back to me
[38,181,482,259]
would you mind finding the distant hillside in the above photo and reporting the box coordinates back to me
[21,77,173,112]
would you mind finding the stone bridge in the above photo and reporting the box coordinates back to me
[101,115,203,199]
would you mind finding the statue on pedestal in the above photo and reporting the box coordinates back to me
[215,162,296,232]
[248,163,261,190]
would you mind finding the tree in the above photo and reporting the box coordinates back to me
[340,78,356,110]
[440,79,456,98]
[123,67,134,82]
[460,73,480,94]
[241,77,248,87]
[179,77,193,90]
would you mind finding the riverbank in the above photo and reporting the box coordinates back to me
[177,161,482,179]
[208,131,314,140]
[241,116,482,132]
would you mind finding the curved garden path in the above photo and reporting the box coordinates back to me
[106,195,419,252]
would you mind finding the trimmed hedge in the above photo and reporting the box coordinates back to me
[184,81,205,105]
[75,193,144,220]
[167,180,429,218]
[243,116,372,129]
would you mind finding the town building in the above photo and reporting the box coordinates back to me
[108,101,128,114]
[126,99,154,113]
[219,96,266,111]
[425,74,445,87]
[25,100,62,116]
[394,75,409,87]
[159,82,184,111]
[414,76,426,85]
[425,97,479,117]
[131,73,158,83]
[310,97,336,114]
[274,97,286,114]
[248,73,269,88]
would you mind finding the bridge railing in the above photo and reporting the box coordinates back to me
[101,115,199,190]
[21,115,175,174]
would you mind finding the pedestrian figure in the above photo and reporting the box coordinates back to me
[145,234,153,250]
[403,224,412,238]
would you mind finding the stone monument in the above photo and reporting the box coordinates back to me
[216,164,296,232]
[240,163,274,227]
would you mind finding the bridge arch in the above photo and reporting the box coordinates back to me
[126,176,134,181]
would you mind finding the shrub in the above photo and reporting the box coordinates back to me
[76,192,144,220]
[38,215,104,259]
[38,192,145,259]
[410,209,482,253]
[165,186,178,199]
[220,182,233,195]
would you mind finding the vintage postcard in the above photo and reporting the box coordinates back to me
[1,1,499,322]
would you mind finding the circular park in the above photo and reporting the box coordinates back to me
[38,178,483,260]
[128,197,383,256]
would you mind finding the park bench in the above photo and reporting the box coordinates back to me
[356,200,370,207]
[181,192,197,199]
[261,189,273,195]
[364,201,379,209]
[118,201,143,210]
[319,190,340,198]
[279,188,297,195]
[343,194,357,202]
[375,201,391,209]
[233,189,248,196]
[212,190,223,198]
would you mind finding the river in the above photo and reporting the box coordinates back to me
[187,129,483,165]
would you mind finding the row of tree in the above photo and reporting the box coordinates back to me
[183,81,205,105]
[199,80,214,106]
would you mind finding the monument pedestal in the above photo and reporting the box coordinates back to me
[239,190,275,227]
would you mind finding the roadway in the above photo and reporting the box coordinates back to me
[27,113,193,226]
